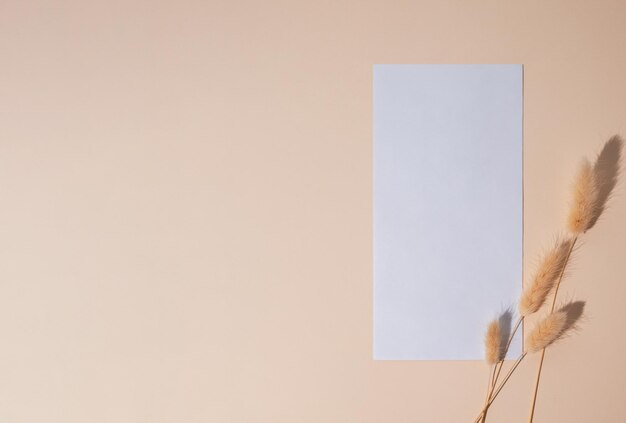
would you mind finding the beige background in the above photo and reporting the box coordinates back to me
[1,1,626,422]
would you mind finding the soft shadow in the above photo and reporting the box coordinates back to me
[588,135,623,229]
[558,300,586,333]
[497,309,513,359]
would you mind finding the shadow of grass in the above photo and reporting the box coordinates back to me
[588,135,623,230]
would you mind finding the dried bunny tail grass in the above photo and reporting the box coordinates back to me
[525,311,568,353]
[525,300,585,354]
[519,238,572,316]
[588,135,623,230]
[484,319,502,365]
[567,158,599,234]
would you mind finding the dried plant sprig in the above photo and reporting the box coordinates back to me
[481,314,512,422]
[490,315,522,391]
[484,319,503,365]
[489,237,572,398]
[525,311,568,353]
[473,354,527,423]
[527,302,585,422]
[474,302,585,423]
[567,158,598,234]
[529,137,622,423]
[519,238,572,317]
[588,135,623,229]
[475,137,622,423]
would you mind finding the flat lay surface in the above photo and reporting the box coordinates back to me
[1,1,626,421]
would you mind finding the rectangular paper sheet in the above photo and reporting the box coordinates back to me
[373,64,523,360]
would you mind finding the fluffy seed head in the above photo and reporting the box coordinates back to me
[484,319,502,365]
[587,135,623,230]
[519,238,571,316]
[525,311,568,353]
[567,159,598,234]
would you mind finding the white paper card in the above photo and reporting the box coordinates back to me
[373,64,523,360]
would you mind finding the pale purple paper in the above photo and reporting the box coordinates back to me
[373,64,522,360]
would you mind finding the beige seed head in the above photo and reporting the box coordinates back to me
[519,238,571,317]
[525,311,568,353]
[484,319,502,365]
[567,158,599,234]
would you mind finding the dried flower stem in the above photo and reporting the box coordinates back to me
[473,353,527,423]
[485,320,503,366]
[474,303,581,423]
[526,236,577,422]
[528,350,546,422]
[475,304,574,423]
[480,316,523,422]
[548,237,577,312]
[567,159,598,234]
[520,238,571,317]
[480,365,495,423]
[491,316,523,390]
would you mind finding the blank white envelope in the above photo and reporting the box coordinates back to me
[373,64,523,360]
